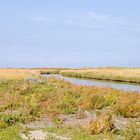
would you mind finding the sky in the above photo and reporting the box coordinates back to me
[0,0,140,68]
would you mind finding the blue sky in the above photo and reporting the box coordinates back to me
[0,0,140,68]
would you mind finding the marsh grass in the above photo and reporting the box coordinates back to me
[61,68,140,83]
[0,124,23,140]
[37,68,70,74]
[114,93,140,118]
[0,69,39,80]
[0,69,140,139]
[86,113,114,134]
[123,123,140,140]
[0,77,139,121]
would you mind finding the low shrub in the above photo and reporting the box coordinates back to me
[0,121,8,129]
[80,94,106,110]
[0,114,19,128]
[114,94,140,118]
[104,93,119,106]
[123,123,140,140]
[57,91,80,114]
[86,113,114,134]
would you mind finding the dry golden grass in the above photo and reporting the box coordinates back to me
[0,69,39,80]
[34,68,70,74]
[61,68,140,83]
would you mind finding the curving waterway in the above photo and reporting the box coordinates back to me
[44,74,140,93]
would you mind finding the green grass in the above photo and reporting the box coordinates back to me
[0,125,23,140]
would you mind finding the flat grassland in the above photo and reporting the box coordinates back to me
[0,68,140,140]
[61,68,140,83]
[0,69,39,80]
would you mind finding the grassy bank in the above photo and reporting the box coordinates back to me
[60,68,140,84]
[0,69,140,139]
[33,68,70,75]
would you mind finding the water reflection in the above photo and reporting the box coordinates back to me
[44,74,140,93]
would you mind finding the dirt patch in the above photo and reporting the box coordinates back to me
[20,130,71,140]
[59,110,97,128]
[23,110,97,129]
[23,114,55,129]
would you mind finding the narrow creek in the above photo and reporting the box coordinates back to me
[44,74,140,93]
